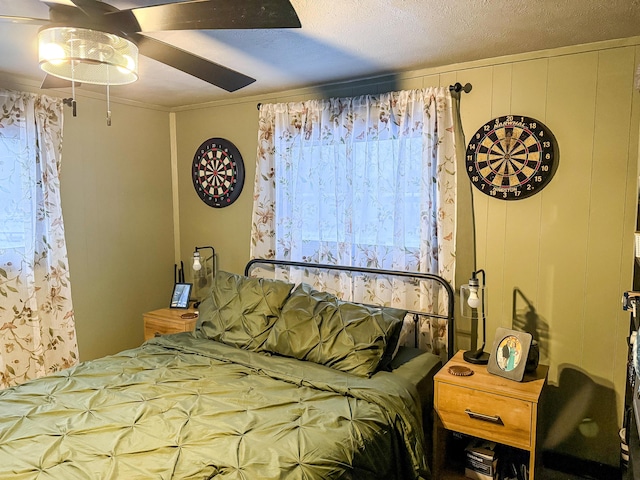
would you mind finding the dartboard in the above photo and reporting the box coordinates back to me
[192,138,244,208]
[466,115,558,200]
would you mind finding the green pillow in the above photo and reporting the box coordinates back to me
[196,270,294,351]
[262,283,407,377]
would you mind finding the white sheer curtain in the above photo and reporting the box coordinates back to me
[0,89,78,388]
[251,88,458,353]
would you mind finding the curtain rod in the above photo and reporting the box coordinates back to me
[256,82,472,110]
[449,82,472,93]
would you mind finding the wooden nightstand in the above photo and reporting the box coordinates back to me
[143,307,198,341]
[433,350,548,479]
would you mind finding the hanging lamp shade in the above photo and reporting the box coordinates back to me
[38,26,139,85]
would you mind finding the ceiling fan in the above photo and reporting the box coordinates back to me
[0,0,302,92]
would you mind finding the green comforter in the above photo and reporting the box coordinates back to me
[0,333,429,479]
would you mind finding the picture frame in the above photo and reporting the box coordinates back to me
[170,282,192,309]
[487,327,532,382]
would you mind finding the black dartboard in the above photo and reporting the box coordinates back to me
[192,137,245,208]
[466,115,558,200]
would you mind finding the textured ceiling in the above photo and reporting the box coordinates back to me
[0,0,639,109]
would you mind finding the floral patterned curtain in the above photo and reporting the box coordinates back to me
[0,89,78,388]
[251,88,458,354]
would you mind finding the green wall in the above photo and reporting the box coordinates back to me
[175,102,259,275]
[60,96,175,361]
[173,38,640,466]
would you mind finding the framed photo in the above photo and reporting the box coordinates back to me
[170,283,192,309]
[487,327,532,382]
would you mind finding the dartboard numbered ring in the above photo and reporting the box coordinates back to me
[466,115,558,200]
[192,138,245,208]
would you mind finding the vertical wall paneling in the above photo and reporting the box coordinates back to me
[542,52,599,376]
[485,65,512,330]
[476,67,510,336]
[420,74,440,89]
[438,71,458,91]
[174,38,640,467]
[503,59,549,350]
[584,47,636,380]
[615,45,640,429]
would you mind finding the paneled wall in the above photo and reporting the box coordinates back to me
[467,46,638,378]
[175,38,640,466]
[456,44,640,465]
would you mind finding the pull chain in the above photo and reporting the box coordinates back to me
[106,83,111,127]
[106,67,111,126]
[70,35,77,117]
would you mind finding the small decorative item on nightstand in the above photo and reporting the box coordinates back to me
[487,327,532,382]
[170,282,192,309]
[526,340,540,373]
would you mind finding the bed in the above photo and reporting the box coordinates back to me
[0,259,454,479]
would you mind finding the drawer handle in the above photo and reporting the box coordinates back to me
[465,409,504,425]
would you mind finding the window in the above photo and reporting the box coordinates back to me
[286,136,424,251]
[251,89,456,278]
[0,138,27,249]
[251,90,458,351]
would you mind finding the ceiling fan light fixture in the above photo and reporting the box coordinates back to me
[38,26,139,85]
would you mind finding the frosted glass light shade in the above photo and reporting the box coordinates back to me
[460,281,486,318]
[191,247,216,306]
[38,26,139,85]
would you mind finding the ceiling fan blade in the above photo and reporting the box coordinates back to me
[40,75,81,89]
[40,1,82,6]
[41,0,114,13]
[108,0,301,33]
[0,14,49,25]
[42,0,142,35]
[132,34,255,92]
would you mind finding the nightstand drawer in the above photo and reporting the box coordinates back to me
[144,318,187,339]
[436,382,533,450]
[143,308,198,341]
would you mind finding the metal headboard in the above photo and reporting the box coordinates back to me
[245,258,455,359]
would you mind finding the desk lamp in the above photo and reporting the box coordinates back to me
[460,269,489,364]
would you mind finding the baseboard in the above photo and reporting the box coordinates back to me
[542,450,621,480]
